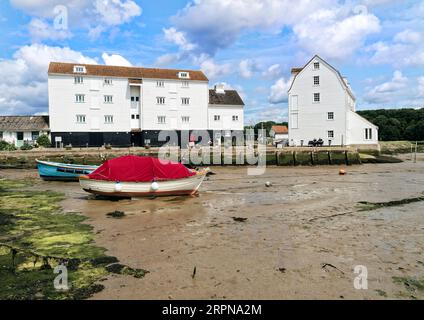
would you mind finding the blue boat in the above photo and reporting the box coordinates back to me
[36,159,99,181]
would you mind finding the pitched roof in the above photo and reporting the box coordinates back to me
[271,125,288,134]
[209,90,244,106]
[0,116,49,131]
[48,62,209,82]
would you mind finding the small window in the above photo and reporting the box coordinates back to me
[157,80,164,87]
[156,97,166,105]
[31,131,39,140]
[181,97,190,105]
[182,116,190,123]
[214,115,221,121]
[232,115,239,121]
[131,96,140,102]
[178,72,189,79]
[104,115,113,124]
[136,114,140,119]
[104,78,113,85]
[74,76,83,84]
[181,81,189,88]
[313,93,320,103]
[73,66,86,73]
[314,76,320,85]
[327,130,334,138]
[313,62,320,70]
[365,128,372,140]
[104,95,113,103]
[76,115,86,123]
[75,94,85,103]
[157,116,166,124]
[327,112,334,120]
[131,114,135,119]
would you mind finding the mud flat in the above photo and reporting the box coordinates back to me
[0,153,423,299]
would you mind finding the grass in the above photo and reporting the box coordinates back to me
[393,276,424,299]
[0,178,147,299]
[380,141,424,155]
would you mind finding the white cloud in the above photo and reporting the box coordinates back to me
[95,0,142,26]
[239,59,259,79]
[262,64,283,80]
[364,70,408,104]
[394,29,422,44]
[28,18,72,41]
[196,55,231,79]
[268,77,292,104]
[0,44,133,115]
[163,27,197,51]
[101,53,132,66]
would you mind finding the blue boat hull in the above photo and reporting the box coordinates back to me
[36,160,98,181]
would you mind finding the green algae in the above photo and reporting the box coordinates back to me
[0,178,147,299]
[357,195,424,211]
[393,276,424,299]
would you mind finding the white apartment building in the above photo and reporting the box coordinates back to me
[288,55,378,147]
[48,62,244,147]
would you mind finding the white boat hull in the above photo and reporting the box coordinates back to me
[79,173,206,197]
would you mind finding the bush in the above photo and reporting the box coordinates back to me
[36,134,51,147]
[20,142,33,151]
[0,140,17,151]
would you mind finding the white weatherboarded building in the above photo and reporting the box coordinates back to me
[288,55,378,147]
[48,62,244,147]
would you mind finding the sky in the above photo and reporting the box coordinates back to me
[0,0,423,124]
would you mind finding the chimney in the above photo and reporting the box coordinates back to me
[291,68,302,76]
[214,83,225,94]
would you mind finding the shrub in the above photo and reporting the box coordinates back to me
[20,142,33,151]
[0,140,17,151]
[36,134,51,147]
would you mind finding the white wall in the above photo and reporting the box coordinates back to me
[346,111,379,145]
[0,130,49,146]
[207,105,244,131]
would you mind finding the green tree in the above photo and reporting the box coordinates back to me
[36,134,51,147]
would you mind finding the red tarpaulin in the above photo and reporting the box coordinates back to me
[88,155,195,182]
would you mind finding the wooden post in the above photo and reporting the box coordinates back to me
[414,141,418,163]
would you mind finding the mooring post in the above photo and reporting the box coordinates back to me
[414,141,418,163]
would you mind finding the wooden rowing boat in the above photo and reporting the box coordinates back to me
[36,159,98,181]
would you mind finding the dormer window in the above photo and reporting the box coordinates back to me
[178,72,190,79]
[313,62,320,70]
[74,65,86,73]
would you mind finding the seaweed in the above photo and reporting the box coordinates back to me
[358,195,424,211]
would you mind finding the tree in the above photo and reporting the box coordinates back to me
[37,134,51,147]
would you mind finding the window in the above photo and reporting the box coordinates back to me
[136,114,140,119]
[314,76,320,85]
[181,97,190,105]
[214,115,221,121]
[182,116,190,123]
[181,81,189,88]
[313,93,320,103]
[327,112,334,120]
[131,96,140,102]
[104,115,113,124]
[157,80,164,87]
[232,115,239,121]
[74,76,83,84]
[157,116,166,124]
[104,95,113,103]
[156,97,166,105]
[365,128,373,140]
[31,131,39,140]
[75,94,85,103]
[104,78,113,85]
[73,66,86,73]
[76,115,86,123]
[314,62,320,70]
[17,132,23,140]
[131,114,135,119]
[0,131,3,140]
[327,130,334,138]
[178,72,189,79]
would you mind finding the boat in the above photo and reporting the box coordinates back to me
[79,155,208,198]
[36,159,99,181]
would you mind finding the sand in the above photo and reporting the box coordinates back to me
[1,153,423,299]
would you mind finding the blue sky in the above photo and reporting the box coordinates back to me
[0,0,423,124]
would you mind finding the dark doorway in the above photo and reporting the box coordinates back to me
[131,132,142,146]
[17,132,24,141]
[89,133,104,146]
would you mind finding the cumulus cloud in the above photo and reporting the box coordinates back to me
[239,59,259,79]
[163,27,197,51]
[0,44,132,115]
[262,64,284,80]
[11,0,142,40]
[268,77,292,104]
[101,53,132,66]
[364,71,408,104]
[196,55,231,79]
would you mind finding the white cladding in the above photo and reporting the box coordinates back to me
[48,68,244,133]
[288,56,378,146]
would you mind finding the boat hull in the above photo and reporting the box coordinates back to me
[79,174,206,198]
[36,160,98,181]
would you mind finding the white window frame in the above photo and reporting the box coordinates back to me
[157,116,166,124]
[181,116,190,123]
[181,97,190,105]
[327,130,334,138]
[104,78,113,85]
[313,93,320,103]
[75,94,85,103]
[76,115,86,124]
[104,95,113,104]
[156,80,165,87]
[181,80,189,88]
[365,128,373,140]
[327,112,334,120]
[156,97,166,105]
[178,72,190,79]
[73,66,86,73]
[214,115,221,121]
[232,115,239,121]
[74,76,83,84]
[313,76,320,86]
[104,115,113,124]
[313,62,320,70]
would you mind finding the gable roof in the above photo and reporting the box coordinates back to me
[288,55,355,100]
[0,116,49,131]
[48,62,209,82]
[209,90,244,106]
[271,125,288,134]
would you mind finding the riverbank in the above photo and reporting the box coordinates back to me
[1,154,423,299]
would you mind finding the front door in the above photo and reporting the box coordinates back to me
[89,133,103,147]
[16,132,24,148]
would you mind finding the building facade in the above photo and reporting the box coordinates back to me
[0,116,50,147]
[48,63,244,147]
[288,55,378,147]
